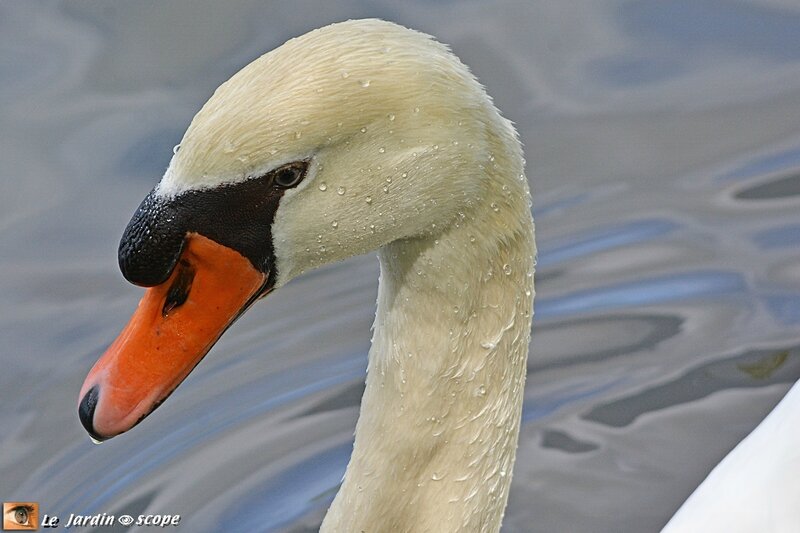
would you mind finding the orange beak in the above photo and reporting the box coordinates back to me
[78,233,268,441]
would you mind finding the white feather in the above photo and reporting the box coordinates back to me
[663,381,800,532]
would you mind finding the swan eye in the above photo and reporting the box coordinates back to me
[272,162,307,189]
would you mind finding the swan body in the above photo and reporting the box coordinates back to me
[79,19,535,532]
[663,380,800,532]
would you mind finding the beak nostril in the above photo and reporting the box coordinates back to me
[162,260,195,317]
[78,386,106,442]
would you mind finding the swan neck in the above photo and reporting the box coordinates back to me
[322,183,535,532]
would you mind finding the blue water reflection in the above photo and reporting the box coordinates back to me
[537,219,678,269]
[622,1,800,62]
[538,271,746,319]
[754,224,800,249]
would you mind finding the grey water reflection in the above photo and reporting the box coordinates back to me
[3,2,800,533]
[734,172,800,200]
[527,314,683,372]
[585,347,800,427]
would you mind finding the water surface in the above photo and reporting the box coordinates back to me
[2,2,800,532]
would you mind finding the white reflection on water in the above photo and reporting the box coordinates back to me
[2,1,800,532]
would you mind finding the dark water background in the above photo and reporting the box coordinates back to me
[2,1,800,532]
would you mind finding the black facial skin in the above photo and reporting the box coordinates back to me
[118,161,308,290]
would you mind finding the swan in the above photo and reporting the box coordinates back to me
[662,379,800,532]
[78,19,535,532]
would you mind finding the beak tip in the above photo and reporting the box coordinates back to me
[78,386,109,443]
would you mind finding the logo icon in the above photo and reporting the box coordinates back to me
[117,515,134,526]
[3,502,38,531]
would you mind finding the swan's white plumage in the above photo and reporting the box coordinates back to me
[663,380,800,532]
[153,19,535,532]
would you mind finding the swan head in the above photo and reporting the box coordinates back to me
[78,19,524,441]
